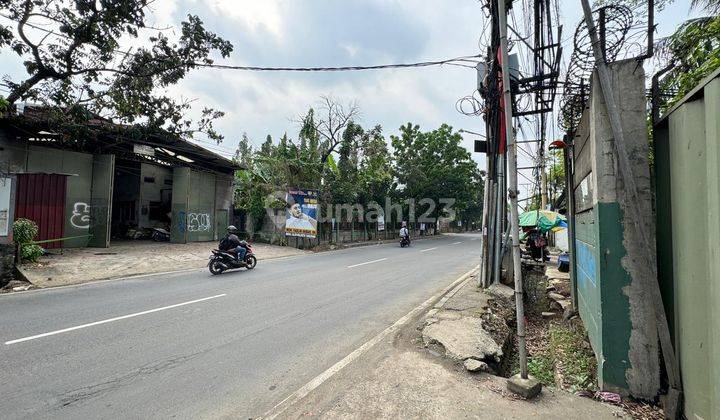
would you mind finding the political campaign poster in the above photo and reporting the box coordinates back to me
[285,189,318,238]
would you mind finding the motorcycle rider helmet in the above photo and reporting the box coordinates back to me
[227,225,238,233]
[401,221,407,227]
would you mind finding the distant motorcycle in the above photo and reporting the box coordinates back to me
[400,236,410,248]
[208,244,257,275]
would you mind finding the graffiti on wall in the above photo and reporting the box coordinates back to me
[187,212,211,232]
[70,202,91,229]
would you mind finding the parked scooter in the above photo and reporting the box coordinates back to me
[208,243,257,275]
[151,228,170,242]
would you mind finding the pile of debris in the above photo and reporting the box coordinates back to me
[542,265,576,320]
[420,278,516,375]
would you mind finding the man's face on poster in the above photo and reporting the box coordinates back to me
[290,203,303,218]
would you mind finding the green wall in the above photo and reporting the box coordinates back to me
[88,155,115,247]
[170,168,226,243]
[187,170,216,242]
[655,75,720,418]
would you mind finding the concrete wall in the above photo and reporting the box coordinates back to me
[88,155,115,247]
[26,145,95,247]
[571,61,660,398]
[654,71,720,419]
[171,168,233,243]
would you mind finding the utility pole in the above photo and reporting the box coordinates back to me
[496,0,541,398]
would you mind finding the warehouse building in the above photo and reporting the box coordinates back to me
[0,105,239,248]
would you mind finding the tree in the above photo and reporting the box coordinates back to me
[0,0,233,142]
[546,150,565,207]
[301,95,360,165]
[234,132,253,168]
[656,15,720,111]
[391,123,482,225]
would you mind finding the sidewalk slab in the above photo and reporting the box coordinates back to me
[17,240,308,288]
[282,335,629,420]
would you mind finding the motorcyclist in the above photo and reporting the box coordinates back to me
[399,221,409,244]
[220,225,247,263]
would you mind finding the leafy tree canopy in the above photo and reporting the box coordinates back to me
[0,0,232,142]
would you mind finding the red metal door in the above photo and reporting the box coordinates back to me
[15,174,67,249]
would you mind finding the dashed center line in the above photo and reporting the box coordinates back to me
[451,241,463,245]
[420,247,438,253]
[347,258,387,268]
[4,294,227,345]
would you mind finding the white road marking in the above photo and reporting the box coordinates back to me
[451,241,463,245]
[420,247,438,253]
[4,294,227,345]
[346,258,387,268]
[260,266,479,420]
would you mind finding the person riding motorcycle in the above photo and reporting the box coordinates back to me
[399,221,409,245]
[219,225,247,263]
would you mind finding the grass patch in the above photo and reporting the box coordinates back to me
[527,354,555,385]
[549,321,597,393]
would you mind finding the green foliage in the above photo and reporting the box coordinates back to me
[0,96,8,111]
[528,355,556,386]
[391,123,483,222]
[12,218,38,244]
[13,218,43,263]
[549,323,597,393]
[21,244,44,263]
[1,1,232,143]
[546,150,565,206]
[658,16,720,111]
[232,99,484,234]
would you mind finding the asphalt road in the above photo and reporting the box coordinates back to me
[0,233,481,419]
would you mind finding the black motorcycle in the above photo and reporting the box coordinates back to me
[400,236,410,247]
[208,244,257,275]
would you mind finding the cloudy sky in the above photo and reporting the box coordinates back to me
[0,0,699,179]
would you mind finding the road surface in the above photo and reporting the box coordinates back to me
[1,233,480,419]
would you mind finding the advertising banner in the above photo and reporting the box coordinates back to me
[285,189,318,238]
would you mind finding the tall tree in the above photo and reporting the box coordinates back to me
[391,123,482,223]
[0,0,232,142]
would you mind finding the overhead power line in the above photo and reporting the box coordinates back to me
[0,13,481,73]
[195,56,483,72]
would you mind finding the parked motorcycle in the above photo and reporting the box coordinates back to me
[400,236,410,248]
[151,228,170,242]
[208,244,257,275]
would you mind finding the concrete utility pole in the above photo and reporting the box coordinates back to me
[540,156,548,209]
[497,0,541,399]
[579,0,681,416]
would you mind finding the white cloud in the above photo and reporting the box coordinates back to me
[204,0,285,39]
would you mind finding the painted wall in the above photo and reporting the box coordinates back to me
[187,170,216,242]
[654,73,720,419]
[170,168,231,243]
[26,145,94,247]
[571,60,660,398]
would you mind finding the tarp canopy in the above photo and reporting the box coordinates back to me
[519,210,567,233]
